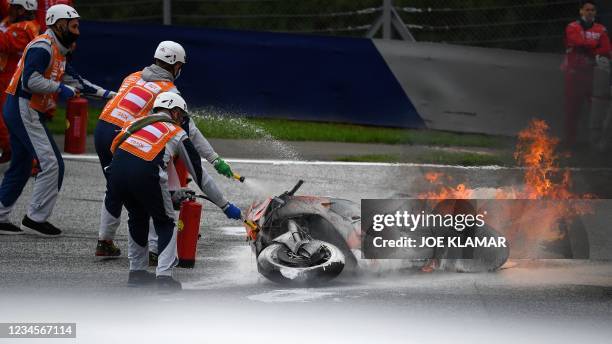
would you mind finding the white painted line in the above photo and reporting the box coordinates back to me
[220,158,509,170]
[60,153,504,169]
[62,154,100,161]
[60,154,612,171]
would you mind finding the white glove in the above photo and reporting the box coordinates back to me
[170,188,194,210]
[95,88,117,99]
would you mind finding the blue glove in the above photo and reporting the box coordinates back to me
[58,83,77,100]
[222,202,242,220]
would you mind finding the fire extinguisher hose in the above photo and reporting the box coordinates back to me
[194,194,213,203]
[193,194,258,230]
[110,115,177,153]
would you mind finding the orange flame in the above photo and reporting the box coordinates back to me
[418,183,472,200]
[419,173,472,200]
[508,119,588,200]
[424,172,443,184]
[418,119,595,256]
[497,119,594,202]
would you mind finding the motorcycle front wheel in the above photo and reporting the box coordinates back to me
[257,242,345,285]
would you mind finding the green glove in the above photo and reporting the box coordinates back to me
[213,158,233,178]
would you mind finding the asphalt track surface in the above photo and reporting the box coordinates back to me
[1,156,611,344]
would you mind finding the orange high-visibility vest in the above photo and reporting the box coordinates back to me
[0,19,40,74]
[111,120,183,161]
[99,71,175,128]
[6,33,65,114]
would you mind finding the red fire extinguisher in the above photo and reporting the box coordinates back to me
[177,197,203,268]
[174,159,189,187]
[64,97,88,154]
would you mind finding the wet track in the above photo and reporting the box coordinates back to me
[1,157,611,343]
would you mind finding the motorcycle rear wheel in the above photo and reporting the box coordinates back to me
[257,242,345,285]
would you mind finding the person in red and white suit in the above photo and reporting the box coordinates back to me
[563,0,611,145]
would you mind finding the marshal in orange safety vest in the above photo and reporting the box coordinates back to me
[0,4,40,163]
[110,117,183,162]
[94,42,234,260]
[6,32,64,113]
[103,92,241,287]
[0,18,40,86]
[99,71,175,128]
[0,4,115,238]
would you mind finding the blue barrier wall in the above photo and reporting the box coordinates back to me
[72,21,424,128]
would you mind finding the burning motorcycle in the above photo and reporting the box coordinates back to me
[243,180,510,285]
[243,180,360,284]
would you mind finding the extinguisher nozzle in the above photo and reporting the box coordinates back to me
[233,173,245,183]
[243,219,258,231]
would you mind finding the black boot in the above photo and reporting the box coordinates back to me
[149,252,158,267]
[127,270,156,287]
[0,222,23,235]
[156,276,182,290]
[21,216,61,237]
[96,240,121,257]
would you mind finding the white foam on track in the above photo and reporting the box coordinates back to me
[217,226,248,236]
[181,245,261,290]
[248,289,337,303]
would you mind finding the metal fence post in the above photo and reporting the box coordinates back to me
[163,0,172,25]
[382,0,392,39]
[367,0,415,41]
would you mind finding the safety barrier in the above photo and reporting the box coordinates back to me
[74,21,572,135]
[73,21,424,128]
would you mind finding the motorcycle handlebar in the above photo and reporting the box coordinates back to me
[286,180,304,196]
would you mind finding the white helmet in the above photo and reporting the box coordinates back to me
[8,0,37,11]
[154,41,186,65]
[153,92,188,113]
[46,4,80,26]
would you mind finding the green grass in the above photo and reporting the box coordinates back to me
[47,107,505,149]
[191,115,505,148]
[336,152,509,166]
